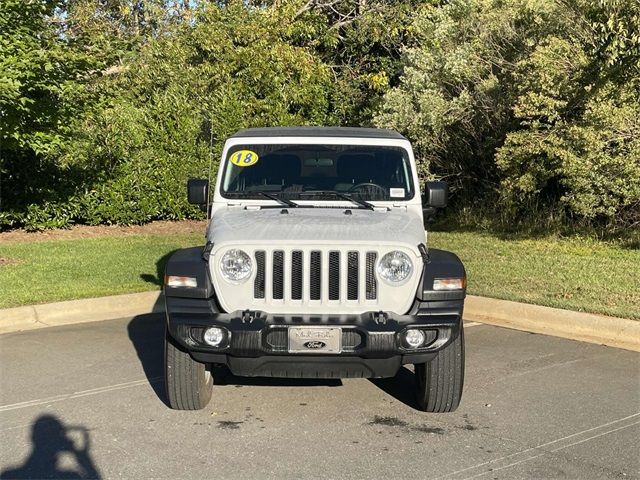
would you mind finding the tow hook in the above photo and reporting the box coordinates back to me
[241,310,255,323]
[373,311,388,325]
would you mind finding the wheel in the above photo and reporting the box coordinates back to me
[415,326,465,412]
[164,327,213,410]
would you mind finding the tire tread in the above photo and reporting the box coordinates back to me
[415,326,465,413]
[165,328,213,410]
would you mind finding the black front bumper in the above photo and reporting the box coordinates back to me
[166,296,463,379]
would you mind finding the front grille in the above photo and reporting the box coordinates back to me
[273,251,284,300]
[291,251,303,300]
[347,251,359,300]
[366,252,377,300]
[310,251,322,300]
[329,252,340,300]
[253,249,378,303]
[254,251,265,299]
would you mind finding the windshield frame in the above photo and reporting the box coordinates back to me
[215,137,419,205]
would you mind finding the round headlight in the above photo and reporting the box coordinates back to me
[220,249,252,282]
[377,250,413,284]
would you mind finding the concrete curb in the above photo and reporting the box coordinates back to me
[464,295,639,352]
[0,291,637,351]
[0,291,164,335]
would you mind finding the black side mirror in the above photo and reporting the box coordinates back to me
[423,181,448,208]
[187,178,209,206]
[422,181,448,226]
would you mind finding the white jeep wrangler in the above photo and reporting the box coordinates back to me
[164,127,466,412]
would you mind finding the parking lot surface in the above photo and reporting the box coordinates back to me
[1,315,638,479]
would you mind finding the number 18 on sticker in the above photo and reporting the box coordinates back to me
[230,150,259,167]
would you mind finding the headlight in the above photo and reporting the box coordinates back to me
[220,249,252,282]
[377,251,413,284]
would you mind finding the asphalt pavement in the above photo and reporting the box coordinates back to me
[0,315,638,479]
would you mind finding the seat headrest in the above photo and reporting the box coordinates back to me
[337,154,373,182]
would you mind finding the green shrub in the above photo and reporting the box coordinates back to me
[3,0,638,233]
[375,0,640,230]
[3,1,335,229]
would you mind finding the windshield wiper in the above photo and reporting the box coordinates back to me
[298,190,376,210]
[256,192,299,208]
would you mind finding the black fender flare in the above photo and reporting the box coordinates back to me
[417,248,466,302]
[164,245,214,299]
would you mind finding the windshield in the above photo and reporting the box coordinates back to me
[220,144,414,202]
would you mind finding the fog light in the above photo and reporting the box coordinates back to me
[203,327,225,347]
[404,329,426,348]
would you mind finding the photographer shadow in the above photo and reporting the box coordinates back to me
[1,415,101,479]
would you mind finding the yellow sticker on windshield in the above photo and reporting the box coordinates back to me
[230,150,259,167]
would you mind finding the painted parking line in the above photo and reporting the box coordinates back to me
[436,412,640,479]
[461,421,640,479]
[2,326,481,413]
[0,377,161,413]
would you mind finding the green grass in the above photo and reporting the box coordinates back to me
[0,233,203,308]
[0,230,638,319]
[429,231,639,319]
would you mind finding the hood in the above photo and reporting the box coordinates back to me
[208,207,425,250]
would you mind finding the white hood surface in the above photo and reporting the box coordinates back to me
[207,207,426,250]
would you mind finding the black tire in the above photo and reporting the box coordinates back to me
[164,327,213,410]
[415,326,465,412]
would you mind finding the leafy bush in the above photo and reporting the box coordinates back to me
[0,0,100,230]
[375,0,538,186]
[2,0,638,232]
[2,1,335,229]
[375,0,640,230]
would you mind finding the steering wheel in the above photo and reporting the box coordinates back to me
[348,183,387,198]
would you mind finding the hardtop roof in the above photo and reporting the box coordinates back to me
[230,126,407,140]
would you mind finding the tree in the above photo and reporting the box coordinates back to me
[60,0,335,225]
[375,0,640,229]
[290,0,421,125]
[0,0,99,227]
[496,0,640,228]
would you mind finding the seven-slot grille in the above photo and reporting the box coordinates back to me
[254,250,378,303]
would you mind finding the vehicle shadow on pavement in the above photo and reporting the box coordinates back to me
[127,312,169,407]
[369,367,420,410]
[0,414,101,479]
[132,250,175,406]
[126,311,343,410]
[211,365,343,387]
